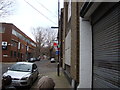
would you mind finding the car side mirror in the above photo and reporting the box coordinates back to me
[8,67,10,70]
[33,69,37,72]
[32,69,36,73]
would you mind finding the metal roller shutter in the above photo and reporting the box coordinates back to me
[92,3,120,88]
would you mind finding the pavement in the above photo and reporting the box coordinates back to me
[44,71,71,88]
[31,69,72,89]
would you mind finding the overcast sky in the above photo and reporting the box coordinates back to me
[0,0,63,41]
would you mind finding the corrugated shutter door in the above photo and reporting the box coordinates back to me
[92,3,120,88]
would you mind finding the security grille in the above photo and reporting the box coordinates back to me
[92,3,120,89]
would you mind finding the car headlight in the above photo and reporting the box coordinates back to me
[21,77,29,80]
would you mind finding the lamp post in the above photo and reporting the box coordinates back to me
[58,0,60,77]
[51,0,60,76]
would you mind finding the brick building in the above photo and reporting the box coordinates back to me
[59,1,120,89]
[0,23,36,62]
[58,1,83,89]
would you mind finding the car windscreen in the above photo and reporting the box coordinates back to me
[9,64,32,72]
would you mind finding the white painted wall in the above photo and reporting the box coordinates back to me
[77,17,92,88]
[65,30,71,66]
[68,0,71,22]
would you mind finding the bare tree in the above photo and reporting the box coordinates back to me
[0,0,15,17]
[32,27,46,57]
[32,27,57,58]
[45,29,57,59]
[46,29,57,46]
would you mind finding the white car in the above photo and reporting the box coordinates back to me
[50,58,55,63]
[28,58,37,62]
[3,62,39,87]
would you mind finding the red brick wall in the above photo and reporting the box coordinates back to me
[2,23,12,62]
[2,23,36,62]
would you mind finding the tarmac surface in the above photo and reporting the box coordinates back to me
[31,59,71,89]
[1,59,71,90]
[31,71,71,89]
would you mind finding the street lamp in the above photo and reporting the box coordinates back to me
[51,27,59,28]
[51,26,60,77]
[51,0,60,76]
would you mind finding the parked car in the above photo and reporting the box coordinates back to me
[3,62,39,87]
[37,56,41,61]
[28,58,37,62]
[37,57,41,61]
[50,58,55,63]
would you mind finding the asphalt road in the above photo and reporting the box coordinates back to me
[34,59,57,74]
[2,63,15,74]
[1,59,57,90]
[31,59,57,89]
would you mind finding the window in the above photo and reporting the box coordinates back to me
[12,29,17,36]
[10,51,13,57]
[12,29,36,47]
[22,54,24,59]
[18,52,20,58]
[0,26,5,33]
[21,44,24,49]
[21,53,22,59]
[31,42,36,47]
[11,40,17,47]
[9,64,32,72]
[12,29,26,41]
[14,51,16,58]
